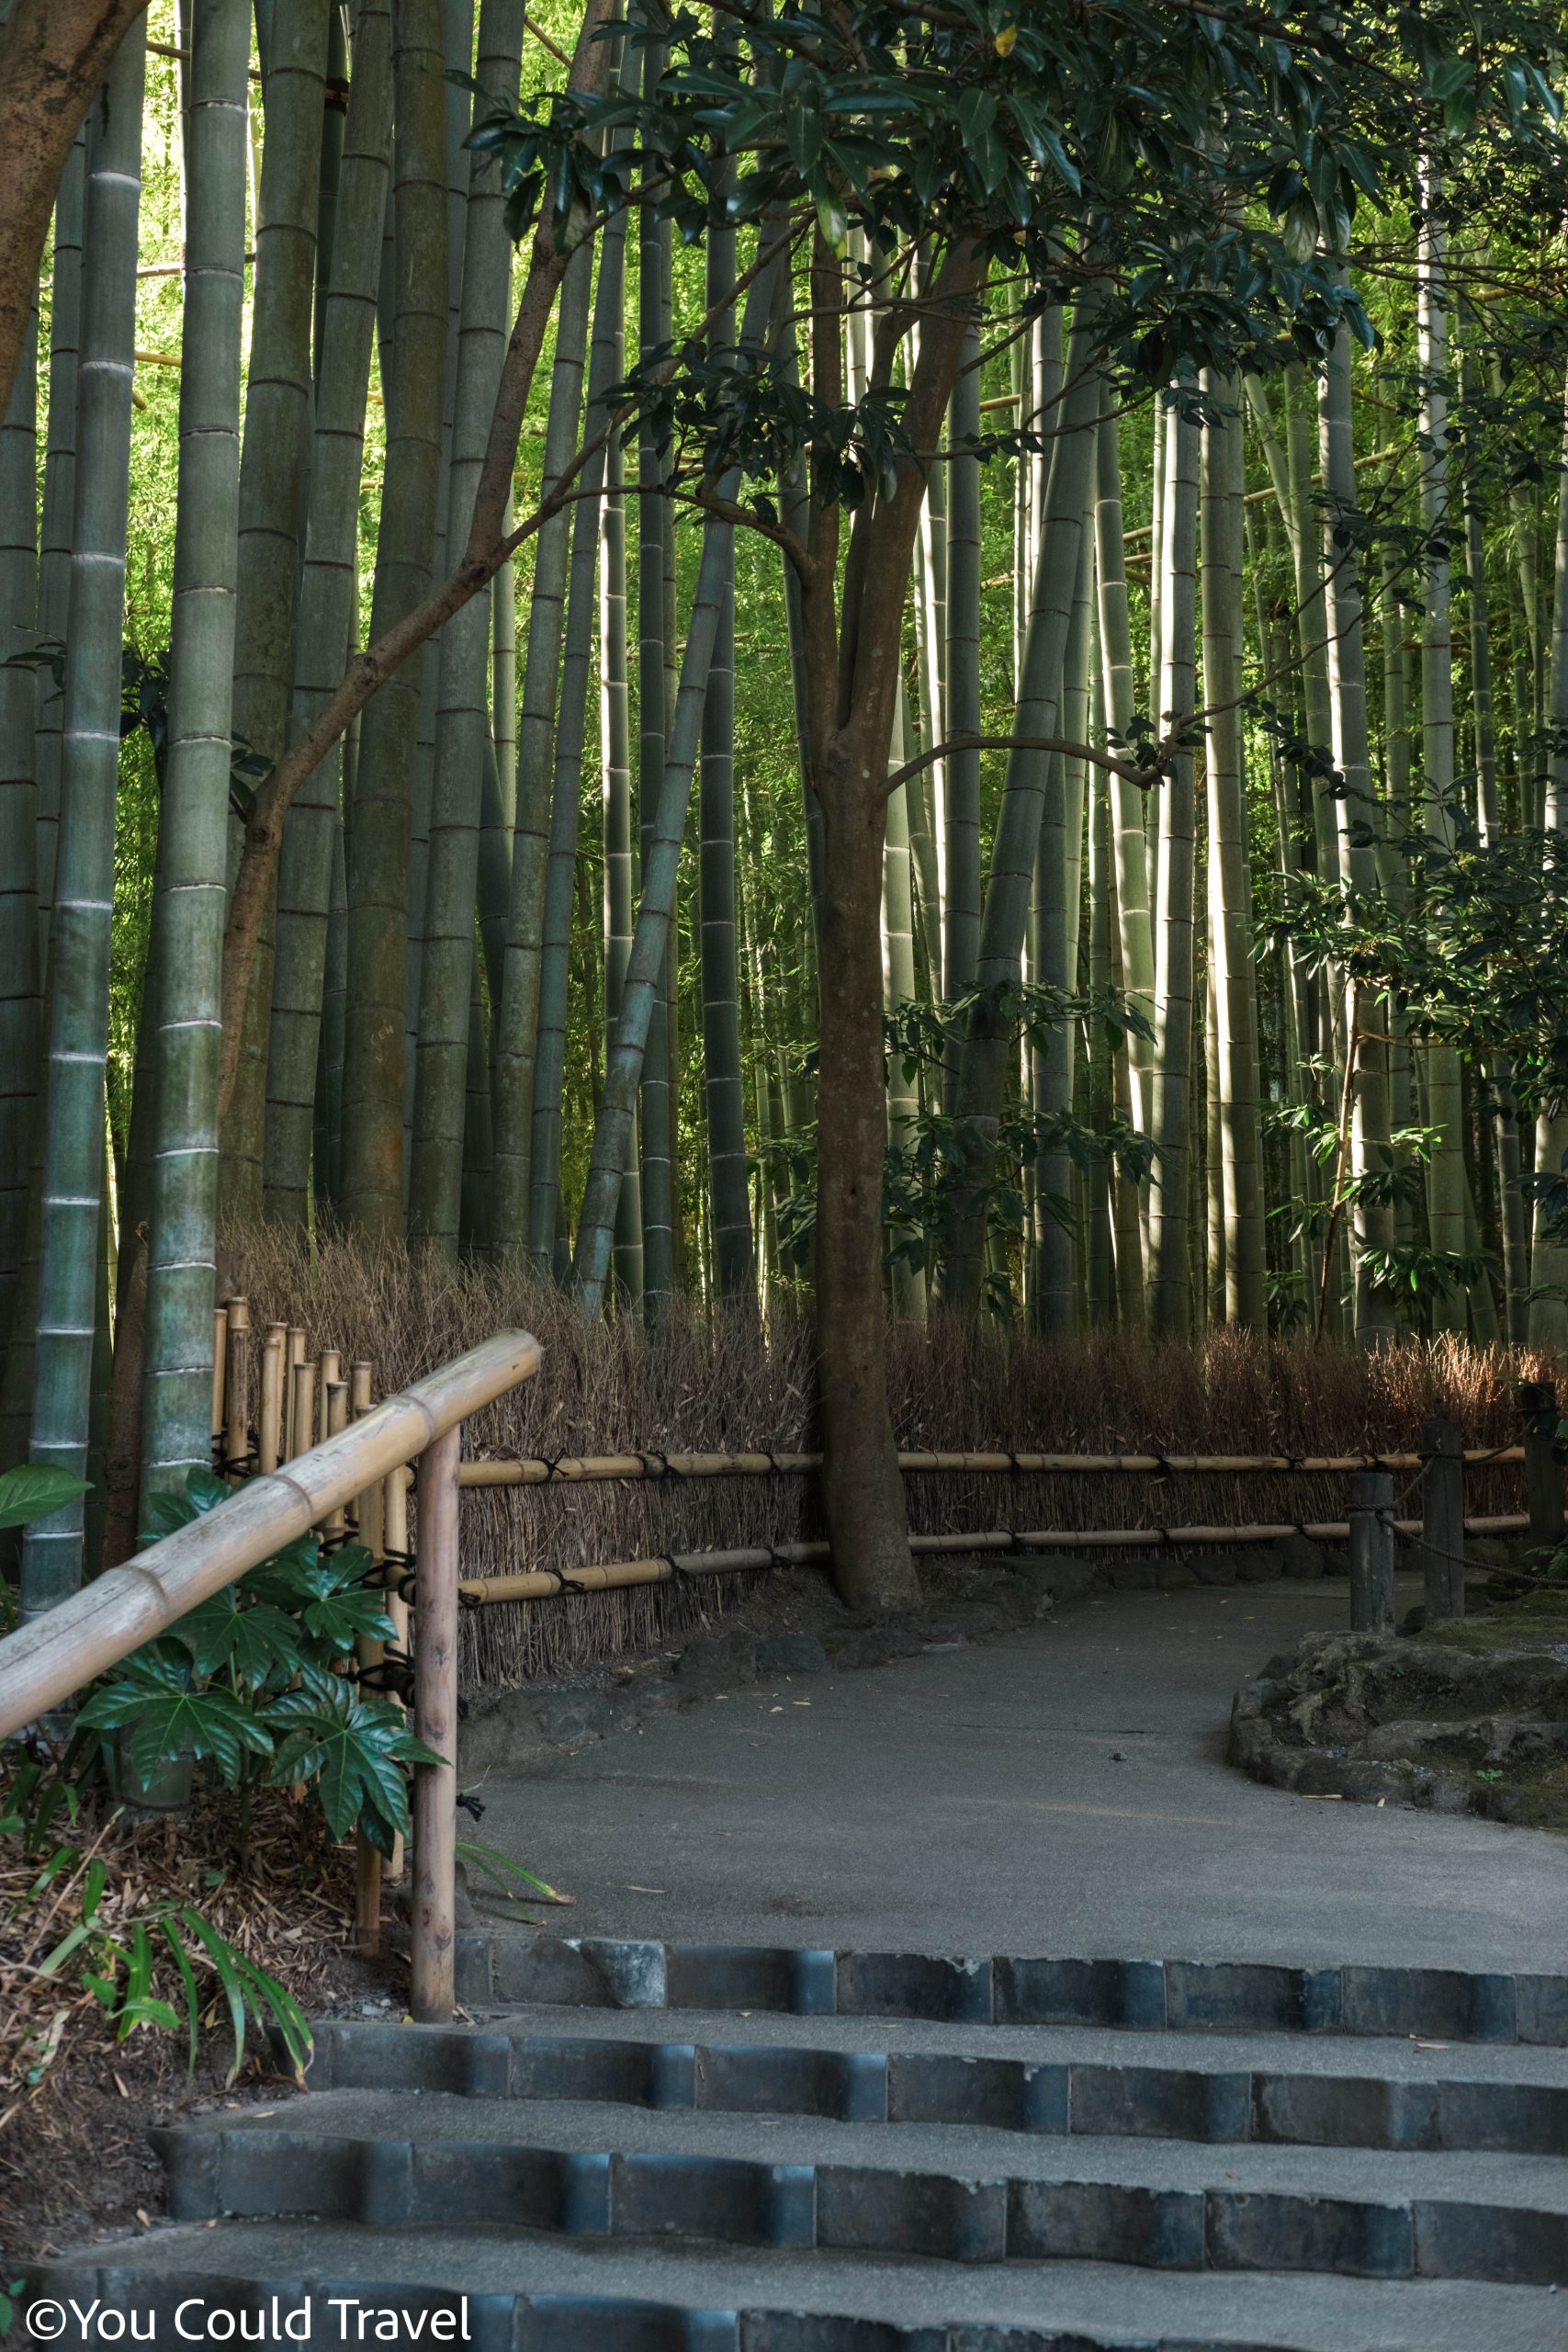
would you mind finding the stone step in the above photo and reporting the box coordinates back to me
[457,1937,1568,2047]
[151,2090,1568,2284]
[28,2220,1568,2352]
[307,2015,1568,2155]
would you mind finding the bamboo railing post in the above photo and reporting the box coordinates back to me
[1348,1470,1394,1634]
[350,1359,385,1951]
[258,1324,285,1474]
[283,1326,307,1458]
[1520,1379,1563,1554]
[318,1349,341,1447]
[0,1332,542,1738]
[223,1297,251,1480]
[412,1423,462,2026]
[1420,1418,1464,1624]
[210,1304,229,1463]
[289,1358,316,1468]
[382,1461,411,1880]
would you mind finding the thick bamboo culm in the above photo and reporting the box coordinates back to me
[0,1331,545,1739]
[258,1324,285,1474]
[456,1443,1527,1487]
[455,1513,1531,1608]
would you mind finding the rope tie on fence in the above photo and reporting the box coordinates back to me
[638,1450,685,1480]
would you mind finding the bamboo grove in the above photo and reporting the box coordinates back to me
[1,0,1567,1611]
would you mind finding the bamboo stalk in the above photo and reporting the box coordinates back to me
[289,1360,316,1466]
[452,1514,1529,1607]
[223,1297,250,1479]
[454,1444,1523,1485]
[412,1423,461,2024]
[258,1327,285,1475]
[317,1348,341,1445]
[210,1305,229,1450]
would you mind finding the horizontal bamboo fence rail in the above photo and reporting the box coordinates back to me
[0,1329,543,2030]
[456,1444,1527,1486]
[453,1513,1532,1607]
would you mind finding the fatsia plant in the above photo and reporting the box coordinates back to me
[73,1468,437,1860]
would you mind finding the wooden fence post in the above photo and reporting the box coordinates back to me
[1420,1418,1464,1625]
[1520,1379,1563,1553]
[412,1424,462,2026]
[1348,1469,1394,1634]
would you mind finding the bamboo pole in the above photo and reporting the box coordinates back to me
[412,1423,461,2025]
[223,1297,250,1479]
[0,1331,543,1739]
[258,1324,285,1474]
[317,1348,341,1445]
[381,1458,411,1881]
[321,1377,348,1538]
[289,1359,316,1467]
[452,1514,1530,1607]
[454,1444,1523,1486]
[210,1305,229,1454]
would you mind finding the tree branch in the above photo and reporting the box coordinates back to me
[884,732,1162,800]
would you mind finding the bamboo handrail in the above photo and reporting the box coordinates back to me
[453,1513,1531,1608]
[457,1444,1525,1486]
[0,1330,542,1742]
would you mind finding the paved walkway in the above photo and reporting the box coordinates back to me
[478,1577,1568,1971]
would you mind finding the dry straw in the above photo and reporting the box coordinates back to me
[227,1221,1541,1691]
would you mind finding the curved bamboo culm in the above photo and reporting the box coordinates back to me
[490,246,592,1253]
[527,135,629,1272]
[19,21,147,1620]
[220,0,331,1221]
[408,0,525,1250]
[455,1443,1524,1486]
[340,0,449,1237]
[262,0,394,1225]
[452,1511,1532,1607]
[937,302,1100,1317]
[140,0,251,1502]
[0,1330,543,1743]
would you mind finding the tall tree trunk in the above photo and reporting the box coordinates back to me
[408,0,523,1250]
[1148,394,1199,1339]
[141,0,248,1501]
[19,18,145,1622]
[885,689,925,1319]
[339,0,448,1236]
[1201,372,1266,1329]
[220,0,330,1220]
[263,0,392,1226]
[490,246,592,1250]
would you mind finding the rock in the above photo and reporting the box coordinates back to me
[1105,1561,1160,1590]
[528,1688,616,1747]
[1235,1548,1285,1584]
[674,1631,760,1698]
[1187,1552,1237,1587]
[756,1632,827,1676]
[1157,1562,1199,1590]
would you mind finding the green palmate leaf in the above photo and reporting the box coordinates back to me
[164,1588,307,1690]
[78,1652,275,1791]
[0,1464,89,1532]
[264,1683,435,1841]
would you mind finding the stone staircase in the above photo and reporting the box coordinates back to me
[29,1937,1568,2351]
